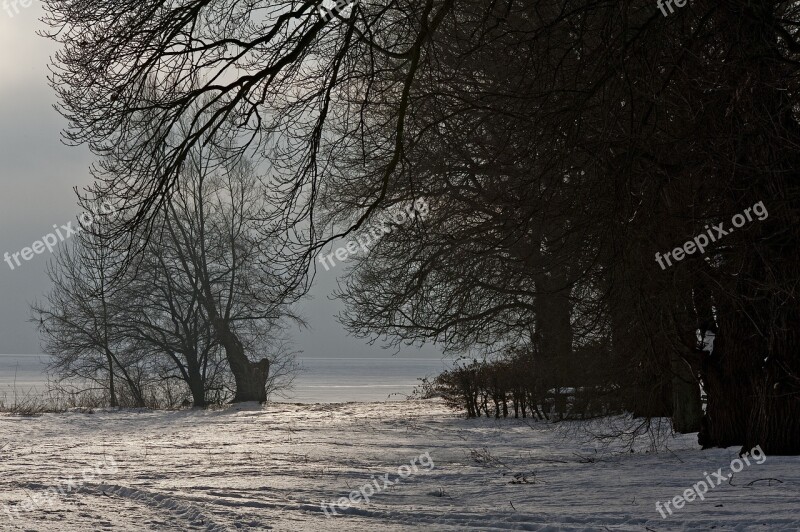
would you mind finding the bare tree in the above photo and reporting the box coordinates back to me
[153,137,305,402]
[33,145,303,406]
[115,227,228,408]
[32,212,147,407]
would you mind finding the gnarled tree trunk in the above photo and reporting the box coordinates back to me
[211,316,270,403]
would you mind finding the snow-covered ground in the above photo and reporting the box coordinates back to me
[0,400,798,531]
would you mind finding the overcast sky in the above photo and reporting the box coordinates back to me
[0,4,442,360]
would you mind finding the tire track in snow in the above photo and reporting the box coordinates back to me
[86,484,230,531]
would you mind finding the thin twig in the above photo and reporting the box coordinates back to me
[745,478,784,487]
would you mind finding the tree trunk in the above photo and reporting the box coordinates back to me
[105,354,118,408]
[746,355,800,454]
[534,271,574,420]
[185,359,207,408]
[670,351,703,433]
[212,317,270,403]
[697,321,753,449]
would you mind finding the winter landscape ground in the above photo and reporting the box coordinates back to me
[1,400,798,531]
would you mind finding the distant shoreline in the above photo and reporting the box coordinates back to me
[0,355,450,403]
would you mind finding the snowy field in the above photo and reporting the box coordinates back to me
[0,400,798,531]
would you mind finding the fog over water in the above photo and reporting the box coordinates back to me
[0,354,453,403]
